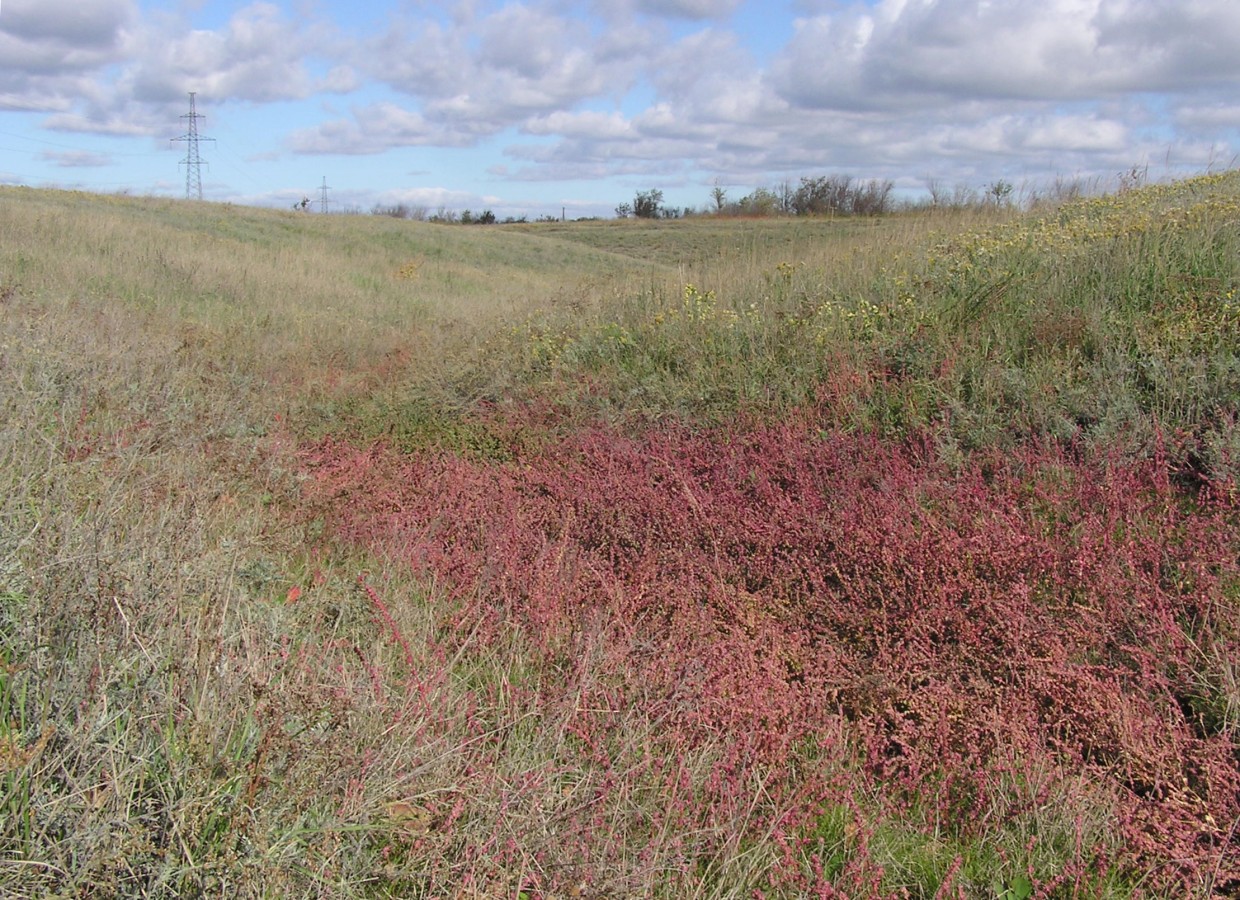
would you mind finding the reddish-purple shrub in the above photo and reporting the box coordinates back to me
[298,415,1240,891]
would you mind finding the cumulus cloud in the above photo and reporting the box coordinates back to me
[0,0,135,50]
[0,91,72,112]
[477,5,575,80]
[318,65,361,94]
[523,110,635,141]
[375,3,629,118]
[1017,114,1129,153]
[636,0,745,18]
[119,2,330,105]
[352,19,460,99]
[1091,0,1240,88]
[498,22,785,184]
[642,27,778,127]
[0,0,137,110]
[484,0,1237,193]
[1175,103,1240,133]
[2,1,345,134]
[41,109,156,136]
[287,102,448,154]
[771,0,1240,112]
[476,19,775,186]
[290,2,647,154]
[590,0,743,21]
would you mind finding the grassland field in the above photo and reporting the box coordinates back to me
[1,174,1238,897]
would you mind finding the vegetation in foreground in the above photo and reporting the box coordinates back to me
[1,174,1238,897]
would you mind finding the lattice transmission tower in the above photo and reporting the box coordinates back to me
[318,176,332,213]
[171,92,215,200]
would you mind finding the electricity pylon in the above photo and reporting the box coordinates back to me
[171,92,215,201]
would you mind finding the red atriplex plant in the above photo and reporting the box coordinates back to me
[299,415,1240,892]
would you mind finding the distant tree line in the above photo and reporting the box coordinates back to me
[361,174,1011,226]
[705,175,896,218]
[369,203,554,225]
[612,176,896,221]
[325,167,1096,226]
[708,173,1073,219]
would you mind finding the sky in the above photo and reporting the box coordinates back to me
[2,0,1239,219]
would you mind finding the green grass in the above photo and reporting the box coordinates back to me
[511,214,876,268]
[451,173,1240,465]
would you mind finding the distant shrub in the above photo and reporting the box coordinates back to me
[712,175,893,217]
[371,202,429,220]
[792,175,894,216]
[733,186,783,216]
[850,178,895,215]
[633,188,664,219]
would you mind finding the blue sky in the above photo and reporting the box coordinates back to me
[2,0,1239,218]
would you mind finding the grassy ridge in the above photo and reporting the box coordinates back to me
[485,176,1240,456]
[1,176,1238,896]
[330,175,1240,476]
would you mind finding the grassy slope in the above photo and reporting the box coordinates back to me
[0,190,643,897]
[1,178,1238,897]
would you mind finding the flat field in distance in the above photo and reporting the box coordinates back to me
[1,176,1238,897]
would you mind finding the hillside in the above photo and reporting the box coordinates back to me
[1,176,1238,897]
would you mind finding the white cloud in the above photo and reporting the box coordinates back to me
[287,102,447,154]
[0,91,71,112]
[292,0,1240,196]
[524,110,635,140]
[772,0,1240,112]
[318,65,361,94]
[1092,0,1240,88]
[361,18,466,99]
[0,0,136,49]
[477,5,571,80]
[41,110,156,136]
[0,1,345,134]
[1018,115,1129,153]
[121,2,327,105]
[636,0,745,19]
[291,3,646,155]
[590,0,743,21]
[376,3,629,120]
[1175,103,1240,132]
[0,0,136,111]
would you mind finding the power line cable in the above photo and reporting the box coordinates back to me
[0,128,164,158]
